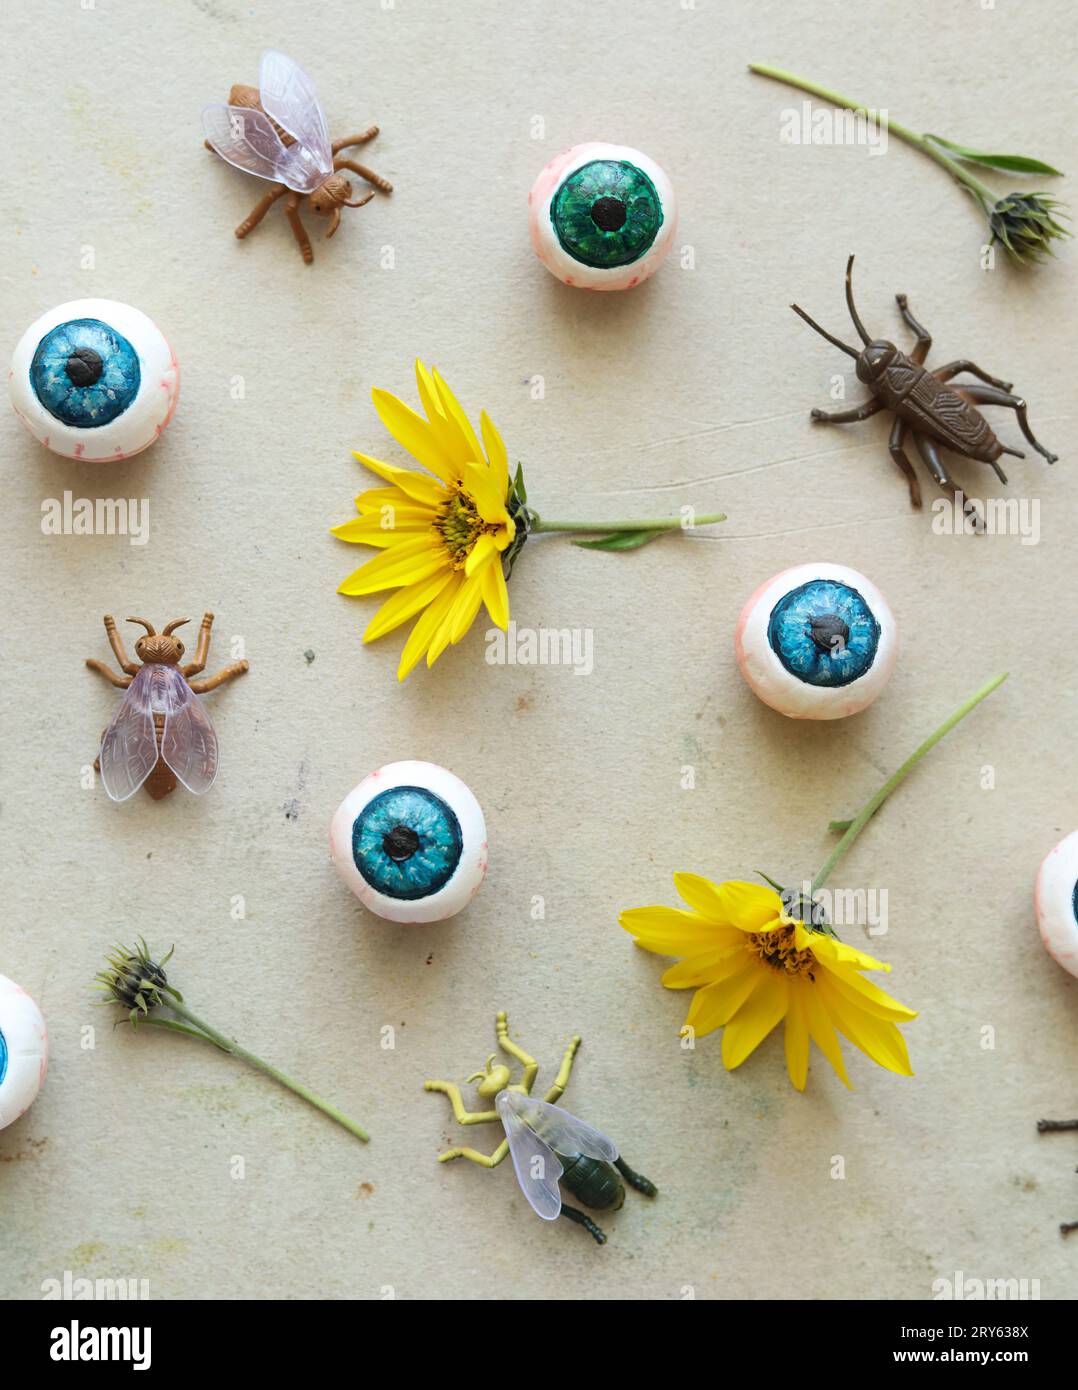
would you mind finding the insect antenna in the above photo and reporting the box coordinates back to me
[162,619,190,635]
[127,617,156,635]
[844,254,871,345]
[789,304,859,358]
[341,192,375,209]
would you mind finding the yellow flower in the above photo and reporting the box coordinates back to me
[332,361,519,681]
[620,876,917,1091]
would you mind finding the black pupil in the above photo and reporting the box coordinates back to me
[65,346,104,387]
[383,824,420,862]
[809,614,850,654]
[590,196,627,232]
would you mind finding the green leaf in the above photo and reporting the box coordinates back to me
[572,528,667,552]
[512,462,527,504]
[926,134,1064,177]
[140,1018,231,1051]
[827,819,853,834]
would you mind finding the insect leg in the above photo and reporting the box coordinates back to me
[495,1011,539,1092]
[932,360,1013,391]
[187,660,249,694]
[614,1156,658,1198]
[331,127,380,153]
[894,293,931,365]
[887,418,923,509]
[85,660,133,689]
[436,1138,509,1167]
[422,1080,498,1126]
[182,612,215,678]
[333,157,393,194]
[103,614,140,674]
[560,1204,607,1244]
[913,434,985,532]
[283,192,314,264]
[810,398,882,424]
[543,1034,582,1104]
[235,185,288,240]
[954,384,1059,464]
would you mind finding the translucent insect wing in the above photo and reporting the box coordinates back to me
[201,104,305,188]
[497,1091,564,1221]
[258,50,332,176]
[157,667,219,796]
[509,1092,619,1163]
[99,666,159,802]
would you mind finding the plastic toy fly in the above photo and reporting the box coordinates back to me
[202,50,392,264]
[86,613,248,802]
[425,1010,657,1244]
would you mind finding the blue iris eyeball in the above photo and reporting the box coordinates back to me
[0,974,48,1132]
[9,299,179,461]
[330,761,488,923]
[1035,830,1078,979]
[735,562,898,719]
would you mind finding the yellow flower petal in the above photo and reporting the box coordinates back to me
[331,515,433,546]
[354,486,437,520]
[397,574,462,681]
[619,906,728,956]
[481,559,510,630]
[721,970,789,1070]
[352,451,446,509]
[363,572,455,643]
[447,571,486,645]
[802,980,852,1089]
[433,367,485,465]
[660,942,747,989]
[371,388,456,483]
[672,872,730,924]
[480,409,509,494]
[718,881,785,932]
[464,531,498,578]
[797,924,890,973]
[824,965,918,1023]
[684,965,760,1039]
[463,461,510,525]
[816,973,914,1076]
[784,985,810,1091]
[338,539,448,596]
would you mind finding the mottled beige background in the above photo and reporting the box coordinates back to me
[1,0,1076,1301]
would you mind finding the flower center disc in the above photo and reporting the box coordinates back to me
[749,924,816,978]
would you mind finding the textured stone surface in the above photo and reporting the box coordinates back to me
[0,0,1075,1300]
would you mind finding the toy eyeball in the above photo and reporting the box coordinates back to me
[0,974,48,1131]
[734,562,898,720]
[330,761,488,923]
[9,299,179,460]
[528,142,677,291]
[1034,830,1078,979]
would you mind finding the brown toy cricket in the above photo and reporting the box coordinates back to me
[86,613,248,802]
[202,50,392,264]
[793,256,1058,517]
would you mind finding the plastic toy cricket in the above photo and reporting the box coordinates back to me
[86,613,248,802]
[793,256,1058,513]
[424,1010,657,1244]
[202,50,392,264]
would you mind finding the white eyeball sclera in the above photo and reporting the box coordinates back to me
[528,143,677,291]
[9,299,179,461]
[734,562,898,720]
[1035,831,1078,979]
[0,974,48,1131]
[330,761,488,923]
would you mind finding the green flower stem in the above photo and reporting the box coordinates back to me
[748,63,997,206]
[810,671,1008,894]
[164,999,370,1143]
[530,511,726,534]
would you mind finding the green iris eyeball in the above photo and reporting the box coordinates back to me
[529,142,678,291]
